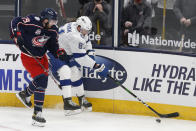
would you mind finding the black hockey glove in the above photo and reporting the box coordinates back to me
[57,49,70,63]
[13,31,24,48]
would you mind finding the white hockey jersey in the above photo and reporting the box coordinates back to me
[58,22,96,68]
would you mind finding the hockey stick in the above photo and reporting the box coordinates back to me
[22,45,62,90]
[108,75,179,118]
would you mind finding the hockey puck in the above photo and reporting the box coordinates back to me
[156,118,161,123]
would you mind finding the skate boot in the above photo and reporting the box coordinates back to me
[32,111,46,127]
[63,97,82,116]
[78,95,92,111]
[16,90,32,109]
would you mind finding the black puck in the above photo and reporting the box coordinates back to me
[156,118,161,123]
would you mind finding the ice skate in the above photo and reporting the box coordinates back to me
[32,111,46,127]
[78,95,92,111]
[63,97,82,116]
[16,91,32,109]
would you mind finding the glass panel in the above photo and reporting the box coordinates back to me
[0,0,15,40]
[21,0,114,47]
[79,0,113,47]
[21,0,79,26]
[119,0,196,54]
[21,0,61,22]
[119,0,155,48]
[151,0,180,52]
[172,0,196,54]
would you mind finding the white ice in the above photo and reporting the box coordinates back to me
[0,107,196,131]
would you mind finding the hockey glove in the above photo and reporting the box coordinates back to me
[93,63,109,78]
[13,32,24,48]
[57,49,70,63]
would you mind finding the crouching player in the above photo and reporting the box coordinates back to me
[48,16,109,115]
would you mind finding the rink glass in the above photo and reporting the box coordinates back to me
[21,0,114,47]
[119,0,196,54]
[0,0,15,40]
[1,0,196,55]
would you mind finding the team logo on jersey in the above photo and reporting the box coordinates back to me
[82,55,127,91]
[35,29,41,35]
[32,35,50,47]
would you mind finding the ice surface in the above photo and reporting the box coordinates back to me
[0,107,195,131]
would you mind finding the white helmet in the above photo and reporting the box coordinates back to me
[76,16,92,33]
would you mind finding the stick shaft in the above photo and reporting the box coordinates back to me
[108,75,179,118]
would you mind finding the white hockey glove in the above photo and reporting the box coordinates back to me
[93,63,109,77]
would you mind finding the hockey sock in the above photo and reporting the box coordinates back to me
[72,79,85,97]
[62,84,72,99]
[34,88,45,112]
[57,65,72,98]
[31,74,48,112]
[25,82,36,97]
[25,74,47,96]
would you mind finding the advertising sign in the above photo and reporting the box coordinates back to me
[1,44,196,107]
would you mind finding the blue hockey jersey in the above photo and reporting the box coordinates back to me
[10,15,59,57]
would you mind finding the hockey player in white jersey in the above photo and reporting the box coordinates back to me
[47,52,82,116]
[57,16,109,112]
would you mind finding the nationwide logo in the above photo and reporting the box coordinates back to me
[128,32,196,49]
[82,55,127,91]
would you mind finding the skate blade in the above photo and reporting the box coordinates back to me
[64,109,82,116]
[82,106,92,112]
[16,93,31,109]
[32,120,45,127]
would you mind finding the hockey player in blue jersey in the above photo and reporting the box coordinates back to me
[47,16,109,115]
[9,8,67,127]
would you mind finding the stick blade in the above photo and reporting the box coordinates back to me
[160,112,179,118]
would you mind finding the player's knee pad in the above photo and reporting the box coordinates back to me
[57,65,71,80]
[33,74,48,90]
[71,66,82,82]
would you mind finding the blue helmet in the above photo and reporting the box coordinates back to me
[40,8,57,20]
